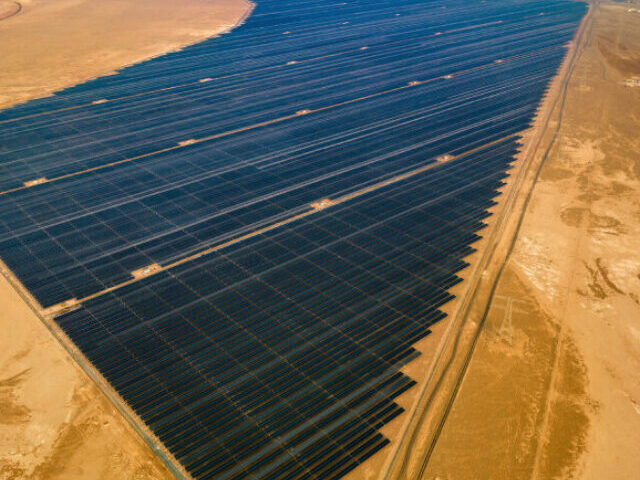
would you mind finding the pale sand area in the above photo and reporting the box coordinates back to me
[424,2,640,479]
[0,0,253,110]
[0,0,252,478]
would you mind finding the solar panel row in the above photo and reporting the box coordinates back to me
[55,137,517,478]
[0,1,582,308]
[0,0,586,478]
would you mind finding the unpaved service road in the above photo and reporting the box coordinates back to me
[424,2,640,479]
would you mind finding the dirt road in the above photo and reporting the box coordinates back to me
[406,2,640,479]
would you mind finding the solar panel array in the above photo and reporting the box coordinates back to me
[0,0,585,478]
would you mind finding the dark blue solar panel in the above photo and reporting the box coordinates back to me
[56,138,515,479]
[0,0,584,308]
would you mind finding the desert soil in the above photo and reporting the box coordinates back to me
[0,1,251,478]
[424,2,640,479]
[0,0,252,110]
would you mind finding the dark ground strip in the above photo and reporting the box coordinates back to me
[0,1,20,21]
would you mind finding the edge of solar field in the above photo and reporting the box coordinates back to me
[0,256,192,478]
[379,2,594,477]
[0,6,261,477]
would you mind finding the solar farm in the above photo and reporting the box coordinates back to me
[0,0,586,478]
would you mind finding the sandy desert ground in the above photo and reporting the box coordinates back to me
[0,0,251,478]
[0,0,252,110]
[424,2,640,479]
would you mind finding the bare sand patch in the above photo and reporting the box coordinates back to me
[0,0,253,110]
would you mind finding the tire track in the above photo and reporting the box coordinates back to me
[0,1,21,21]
